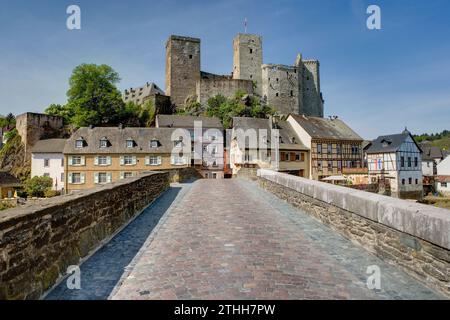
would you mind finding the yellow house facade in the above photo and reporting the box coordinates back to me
[63,127,190,193]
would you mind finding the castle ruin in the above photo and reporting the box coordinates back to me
[165,33,324,117]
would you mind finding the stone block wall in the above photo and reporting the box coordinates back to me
[15,113,64,161]
[0,171,169,300]
[196,76,253,105]
[257,169,450,297]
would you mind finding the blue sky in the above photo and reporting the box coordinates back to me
[0,0,449,139]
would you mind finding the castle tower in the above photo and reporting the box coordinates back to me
[232,34,263,95]
[165,35,201,107]
[295,56,324,117]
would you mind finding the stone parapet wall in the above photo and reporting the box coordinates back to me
[0,171,169,300]
[257,169,450,296]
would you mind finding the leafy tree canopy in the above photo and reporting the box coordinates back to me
[45,64,127,127]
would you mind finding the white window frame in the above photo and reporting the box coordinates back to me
[150,140,158,148]
[44,159,50,167]
[126,140,134,148]
[100,139,108,148]
[75,140,84,148]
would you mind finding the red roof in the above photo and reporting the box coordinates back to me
[436,176,450,183]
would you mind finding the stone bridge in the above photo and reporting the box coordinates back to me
[0,171,449,300]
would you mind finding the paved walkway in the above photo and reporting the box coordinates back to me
[108,179,444,300]
[45,179,445,300]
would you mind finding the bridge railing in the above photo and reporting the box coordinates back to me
[258,169,450,297]
[0,171,170,300]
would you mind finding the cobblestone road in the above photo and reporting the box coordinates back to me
[109,179,444,300]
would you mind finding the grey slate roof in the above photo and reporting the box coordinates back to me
[64,127,190,154]
[123,82,165,104]
[366,132,422,154]
[156,115,223,129]
[32,139,67,153]
[232,117,308,150]
[0,172,21,187]
[289,114,363,141]
[420,144,444,161]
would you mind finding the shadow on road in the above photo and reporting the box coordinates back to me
[45,186,183,300]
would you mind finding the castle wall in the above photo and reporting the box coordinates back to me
[261,64,299,115]
[233,34,263,95]
[165,35,201,108]
[300,60,324,117]
[16,113,64,162]
[196,76,254,105]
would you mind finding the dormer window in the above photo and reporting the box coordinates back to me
[99,137,109,148]
[126,139,135,148]
[75,138,85,148]
[150,140,159,148]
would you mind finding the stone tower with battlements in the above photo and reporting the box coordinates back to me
[295,55,324,117]
[165,35,201,107]
[232,34,263,95]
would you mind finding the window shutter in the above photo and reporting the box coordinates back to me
[170,156,175,165]
[107,173,112,183]
[94,173,99,184]
[145,156,150,166]
[132,156,137,165]
[120,156,124,166]
[120,172,124,180]
[68,173,73,184]
[80,173,85,184]
[68,156,73,166]
[81,156,86,166]
[157,156,162,165]
[94,156,99,166]
[107,156,112,166]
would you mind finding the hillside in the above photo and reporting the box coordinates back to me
[414,130,450,151]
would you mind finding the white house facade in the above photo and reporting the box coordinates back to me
[366,130,423,200]
[31,139,67,192]
[436,156,450,195]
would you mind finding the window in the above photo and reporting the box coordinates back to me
[415,179,418,185]
[126,139,134,148]
[123,155,134,165]
[442,182,448,188]
[336,144,341,154]
[249,48,253,54]
[402,179,405,185]
[337,161,342,170]
[427,162,430,168]
[98,173,108,184]
[71,156,82,165]
[75,139,84,148]
[317,144,322,155]
[414,157,418,167]
[295,153,300,161]
[123,172,133,179]
[408,157,412,167]
[189,54,193,59]
[327,144,332,155]
[290,90,293,97]
[149,156,160,166]
[328,161,333,170]
[61,158,64,167]
[44,159,50,167]
[409,177,412,185]
[401,156,405,168]
[285,153,290,161]
[72,173,81,184]
[150,140,159,148]
[100,138,109,148]
[276,78,279,82]
[43,173,50,177]
[98,156,108,166]
[275,93,279,97]
[317,161,322,171]
[212,173,217,179]
[212,160,218,167]
[250,75,253,79]
[61,173,64,183]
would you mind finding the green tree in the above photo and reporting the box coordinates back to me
[205,91,275,129]
[25,176,53,198]
[45,104,73,124]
